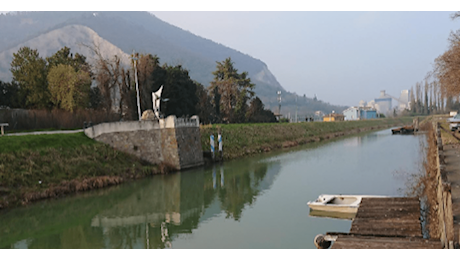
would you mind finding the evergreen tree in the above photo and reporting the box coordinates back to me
[161,65,198,118]
[208,57,255,123]
[247,96,277,123]
[46,46,90,74]
[0,80,22,108]
[10,46,49,108]
[195,81,213,124]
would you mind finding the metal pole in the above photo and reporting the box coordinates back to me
[133,51,141,121]
[277,91,281,119]
[295,95,298,123]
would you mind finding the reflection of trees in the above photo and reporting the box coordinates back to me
[1,158,278,248]
[253,164,268,186]
[217,163,269,221]
[105,225,144,249]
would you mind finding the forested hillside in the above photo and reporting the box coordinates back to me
[0,11,346,116]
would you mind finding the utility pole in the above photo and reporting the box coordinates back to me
[133,51,141,121]
[295,95,298,123]
[277,91,282,117]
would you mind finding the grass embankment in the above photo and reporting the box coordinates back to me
[0,116,414,209]
[0,132,159,209]
[201,117,415,160]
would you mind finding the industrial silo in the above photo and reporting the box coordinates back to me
[374,90,392,115]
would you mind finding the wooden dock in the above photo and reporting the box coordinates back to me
[324,197,443,249]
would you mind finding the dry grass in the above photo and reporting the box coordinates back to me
[406,121,440,239]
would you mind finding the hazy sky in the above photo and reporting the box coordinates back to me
[3,2,460,106]
[150,11,460,106]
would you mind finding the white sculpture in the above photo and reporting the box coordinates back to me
[152,85,163,119]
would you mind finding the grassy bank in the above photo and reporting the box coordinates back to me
[0,116,415,209]
[201,117,415,160]
[0,132,160,209]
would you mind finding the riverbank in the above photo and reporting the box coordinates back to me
[419,115,460,248]
[0,117,415,209]
[201,117,415,160]
[0,132,162,209]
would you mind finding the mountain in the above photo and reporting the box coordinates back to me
[0,24,131,80]
[0,11,347,117]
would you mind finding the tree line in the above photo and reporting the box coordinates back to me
[406,12,460,115]
[406,80,446,115]
[0,46,276,124]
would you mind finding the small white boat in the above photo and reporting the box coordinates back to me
[307,194,386,214]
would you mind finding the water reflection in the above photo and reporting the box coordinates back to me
[342,131,382,147]
[0,157,281,249]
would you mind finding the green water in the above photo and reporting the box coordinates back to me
[0,129,426,249]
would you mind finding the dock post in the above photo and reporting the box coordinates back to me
[413,117,419,132]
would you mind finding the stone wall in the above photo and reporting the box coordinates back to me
[84,115,203,170]
[176,126,203,169]
[433,122,455,248]
[160,128,180,168]
[95,128,163,165]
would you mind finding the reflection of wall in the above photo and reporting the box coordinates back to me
[91,171,204,228]
[89,170,206,248]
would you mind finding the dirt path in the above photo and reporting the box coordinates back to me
[5,129,84,136]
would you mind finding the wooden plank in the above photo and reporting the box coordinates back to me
[359,200,420,207]
[351,218,420,225]
[354,211,420,217]
[358,205,419,210]
[331,235,442,249]
[350,197,423,238]
[351,223,421,231]
[319,197,440,248]
[356,208,420,215]
[351,224,421,230]
[360,197,419,202]
[350,227,422,236]
[358,204,420,209]
[325,234,442,249]
[359,202,420,208]
[359,200,420,206]
[354,212,420,220]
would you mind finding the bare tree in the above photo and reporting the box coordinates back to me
[83,43,133,118]
[451,12,460,20]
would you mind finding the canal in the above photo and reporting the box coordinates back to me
[0,128,426,249]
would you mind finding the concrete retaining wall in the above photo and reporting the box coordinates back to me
[433,122,455,248]
[84,115,203,170]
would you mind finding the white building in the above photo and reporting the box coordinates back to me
[343,107,359,121]
[398,89,411,111]
[343,106,378,121]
